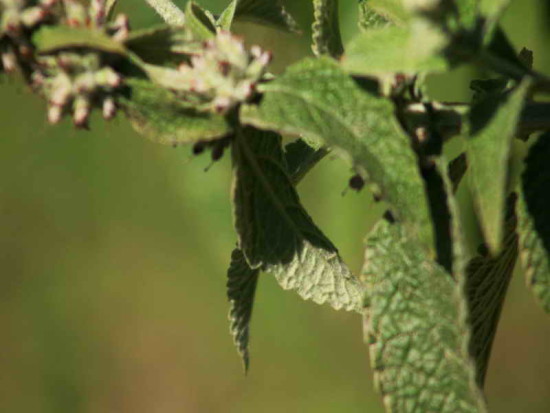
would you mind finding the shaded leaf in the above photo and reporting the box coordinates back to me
[124,25,198,65]
[185,1,217,40]
[227,248,259,372]
[517,133,550,313]
[342,25,448,76]
[466,78,530,254]
[284,139,328,184]
[312,0,344,58]
[232,127,363,311]
[121,78,230,145]
[448,152,468,192]
[241,57,434,254]
[33,26,127,55]
[217,0,299,32]
[466,194,518,387]
[362,219,486,412]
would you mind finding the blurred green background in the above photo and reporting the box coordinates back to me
[1,1,550,412]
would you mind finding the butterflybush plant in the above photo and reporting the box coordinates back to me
[3,0,550,411]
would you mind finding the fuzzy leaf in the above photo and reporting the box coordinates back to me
[517,133,550,313]
[342,25,448,75]
[465,194,518,386]
[185,1,217,40]
[232,127,363,311]
[227,248,259,372]
[312,0,344,58]
[33,26,127,55]
[241,57,434,254]
[358,1,390,31]
[466,79,530,254]
[362,220,486,412]
[217,0,299,32]
[121,78,230,145]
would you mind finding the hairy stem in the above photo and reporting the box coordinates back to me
[144,0,185,25]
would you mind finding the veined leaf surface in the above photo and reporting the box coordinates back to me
[231,127,363,311]
[242,57,434,254]
[362,220,486,412]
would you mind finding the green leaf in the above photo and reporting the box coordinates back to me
[33,26,127,55]
[227,248,259,372]
[241,57,435,254]
[465,194,518,387]
[217,0,299,32]
[358,1,390,31]
[121,78,230,145]
[124,25,198,65]
[185,1,217,40]
[466,78,530,254]
[455,0,479,31]
[479,0,511,40]
[231,126,363,311]
[362,220,486,412]
[312,0,344,58]
[284,139,328,184]
[342,25,448,76]
[143,0,186,26]
[366,0,410,25]
[517,133,550,313]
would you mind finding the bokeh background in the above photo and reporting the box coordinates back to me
[1,1,550,412]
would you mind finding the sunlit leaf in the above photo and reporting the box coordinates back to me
[517,132,550,313]
[342,25,448,75]
[232,127,363,311]
[362,219,486,412]
[121,78,230,145]
[241,57,435,254]
[312,0,344,58]
[466,79,530,254]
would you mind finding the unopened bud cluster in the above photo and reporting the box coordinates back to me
[33,52,122,127]
[177,31,272,114]
[63,0,128,41]
[30,0,130,126]
[0,0,56,72]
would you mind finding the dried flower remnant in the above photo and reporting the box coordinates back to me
[176,31,272,114]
